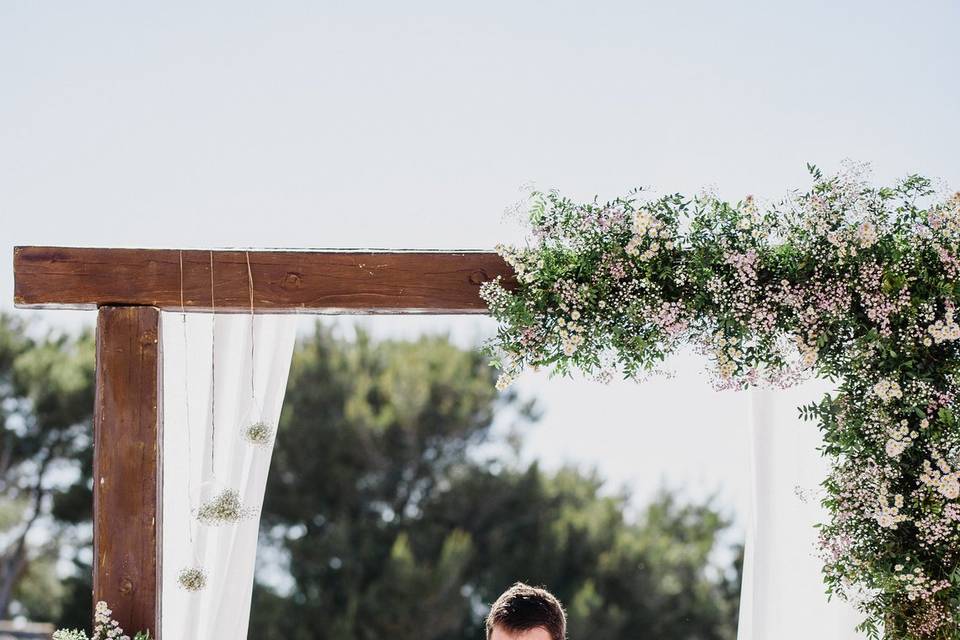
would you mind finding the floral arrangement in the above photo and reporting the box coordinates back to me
[482,164,960,639]
[53,601,149,640]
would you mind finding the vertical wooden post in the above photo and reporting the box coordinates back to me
[94,306,162,637]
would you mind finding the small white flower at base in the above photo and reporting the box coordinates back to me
[55,600,145,640]
[178,567,208,592]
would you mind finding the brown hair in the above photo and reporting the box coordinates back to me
[485,582,567,640]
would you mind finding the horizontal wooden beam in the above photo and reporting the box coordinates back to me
[14,247,515,314]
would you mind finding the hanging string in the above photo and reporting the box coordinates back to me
[246,252,257,407]
[179,251,195,547]
[209,251,217,476]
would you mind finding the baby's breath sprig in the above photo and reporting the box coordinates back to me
[241,420,274,447]
[196,488,252,525]
[178,566,208,592]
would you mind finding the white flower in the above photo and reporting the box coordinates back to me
[495,372,516,391]
[855,221,878,248]
[872,379,902,403]
[626,208,669,260]
[940,475,960,500]
[929,314,960,343]
[633,209,656,236]
[885,438,907,458]
[875,496,908,530]
[57,600,136,640]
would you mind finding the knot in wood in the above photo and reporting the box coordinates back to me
[119,577,135,594]
[281,272,303,290]
[469,269,490,285]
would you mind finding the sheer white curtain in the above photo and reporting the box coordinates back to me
[738,382,864,639]
[160,312,298,640]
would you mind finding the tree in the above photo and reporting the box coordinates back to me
[0,314,95,621]
[251,324,526,639]
[0,317,741,638]
[417,466,740,640]
[250,324,741,639]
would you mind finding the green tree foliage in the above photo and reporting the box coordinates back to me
[251,324,740,639]
[0,314,95,622]
[0,317,740,638]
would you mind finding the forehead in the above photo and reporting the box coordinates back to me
[489,625,554,640]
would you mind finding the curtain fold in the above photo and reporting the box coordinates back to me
[160,312,298,640]
[738,383,864,639]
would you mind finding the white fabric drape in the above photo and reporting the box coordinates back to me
[160,312,297,640]
[738,382,864,639]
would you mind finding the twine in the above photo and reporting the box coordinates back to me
[209,251,216,475]
[246,251,257,406]
[179,251,195,546]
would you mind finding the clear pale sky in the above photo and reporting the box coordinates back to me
[2,0,958,524]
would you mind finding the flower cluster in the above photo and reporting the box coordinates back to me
[53,601,149,640]
[178,566,208,592]
[241,420,274,447]
[873,379,904,403]
[196,488,252,525]
[482,165,960,638]
[928,305,960,344]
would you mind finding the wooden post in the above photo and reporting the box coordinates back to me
[94,306,162,637]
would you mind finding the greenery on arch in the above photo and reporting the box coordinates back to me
[482,164,960,639]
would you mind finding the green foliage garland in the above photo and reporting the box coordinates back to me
[482,164,960,639]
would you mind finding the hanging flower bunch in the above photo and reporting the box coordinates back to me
[177,566,209,592]
[482,163,960,639]
[241,419,274,447]
[53,601,150,640]
[196,488,252,525]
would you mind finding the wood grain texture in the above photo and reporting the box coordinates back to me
[14,247,515,313]
[94,307,161,638]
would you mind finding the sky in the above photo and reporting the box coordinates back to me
[2,0,959,528]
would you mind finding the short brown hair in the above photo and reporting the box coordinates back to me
[485,582,567,640]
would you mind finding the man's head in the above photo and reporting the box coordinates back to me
[485,582,567,640]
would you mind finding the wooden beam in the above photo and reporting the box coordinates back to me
[94,306,162,637]
[14,247,514,313]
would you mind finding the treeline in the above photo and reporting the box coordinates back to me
[0,317,740,639]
